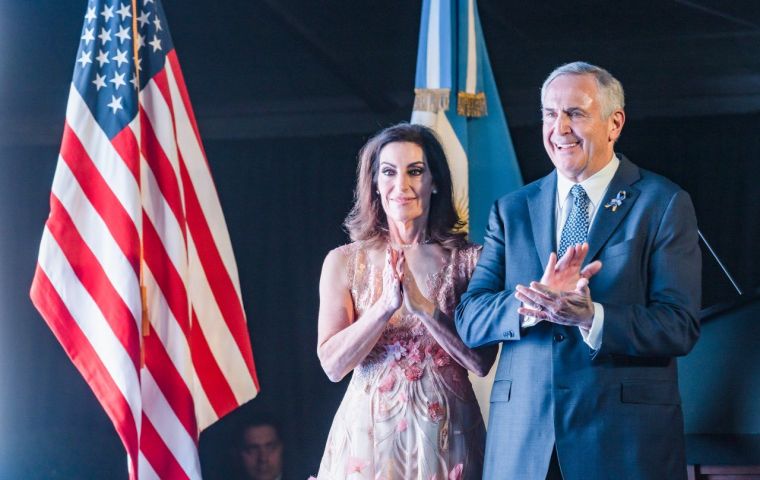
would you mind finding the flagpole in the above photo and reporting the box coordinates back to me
[130,0,149,368]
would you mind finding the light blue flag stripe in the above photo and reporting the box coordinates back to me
[444,0,523,243]
[437,0,452,89]
[414,0,432,88]
[415,0,453,89]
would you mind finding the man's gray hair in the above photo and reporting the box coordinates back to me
[540,61,625,118]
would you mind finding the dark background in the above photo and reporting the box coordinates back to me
[1,1,759,479]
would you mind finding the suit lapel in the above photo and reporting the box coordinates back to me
[527,172,557,268]
[586,156,641,262]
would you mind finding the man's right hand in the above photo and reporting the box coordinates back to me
[540,243,602,291]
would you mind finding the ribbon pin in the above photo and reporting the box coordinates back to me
[604,190,627,212]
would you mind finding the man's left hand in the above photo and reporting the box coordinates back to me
[516,277,595,330]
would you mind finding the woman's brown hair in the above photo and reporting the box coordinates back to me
[344,123,467,249]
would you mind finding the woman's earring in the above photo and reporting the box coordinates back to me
[432,187,438,194]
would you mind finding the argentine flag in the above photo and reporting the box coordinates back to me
[411,0,523,422]
[411,0,522,243]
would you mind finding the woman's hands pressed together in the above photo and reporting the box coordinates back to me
[387,247,496,377]
[379,247,404,316]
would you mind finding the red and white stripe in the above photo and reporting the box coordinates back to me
[31,49,259,480]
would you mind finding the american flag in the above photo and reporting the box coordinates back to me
[29,1,259,478]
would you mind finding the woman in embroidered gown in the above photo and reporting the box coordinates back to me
[316,124,497,480]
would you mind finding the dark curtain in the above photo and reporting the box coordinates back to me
[198,135,366,480]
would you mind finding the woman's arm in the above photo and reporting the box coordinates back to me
[316,248,401,382]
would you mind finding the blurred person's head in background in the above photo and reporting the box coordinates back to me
[238,416,284,480]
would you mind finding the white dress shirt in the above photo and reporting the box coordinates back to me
[523,155,620,350]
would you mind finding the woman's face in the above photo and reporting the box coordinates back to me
[376,141,435,226]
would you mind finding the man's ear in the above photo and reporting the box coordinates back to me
[608,109,625,142]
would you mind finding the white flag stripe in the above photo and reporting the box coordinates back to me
[432,111,469,210]
[187,234,256,402]
[141,79,183,192]
[142,266,194,388]
[65,86,141,225]
[465,0,477,94]
[165,61,244,300]
[411,109,469,224]
[137,452,161,480]
[51,157,142,323]
[141,369,202,479]
[191,369,218,432]
[426,0,442,88]
[37,228,142,427]
[141,157,188,278]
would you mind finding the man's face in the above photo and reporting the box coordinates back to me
[240,425,283,480]
[541,73,624,182]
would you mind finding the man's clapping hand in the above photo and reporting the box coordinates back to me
[515,243,602,330]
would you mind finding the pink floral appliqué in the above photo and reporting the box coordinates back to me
[433,349,452,367]
[404,364,423,381]
[346,456,368,475]
[396,418,408,432]
[429,465,463,480]
[410,323,427,337]
[406,340,423,363]
[378,372,396,393]
[385,341,406,362]
[428,401,445,422]
[449,463,463,480]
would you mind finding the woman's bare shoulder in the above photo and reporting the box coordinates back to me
[326,241,368,262]
[321,241,376,282]
[323,243,354,269]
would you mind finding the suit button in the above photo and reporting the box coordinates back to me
[553,333,565,342]
[503,330,514,338]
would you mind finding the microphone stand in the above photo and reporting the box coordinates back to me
[698,229,743,296]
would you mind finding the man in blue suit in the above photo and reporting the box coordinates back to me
[455,62,701,479]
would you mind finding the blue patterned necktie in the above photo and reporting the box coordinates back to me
[558,184,590,258]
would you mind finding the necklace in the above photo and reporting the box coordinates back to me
[389,238,431,249]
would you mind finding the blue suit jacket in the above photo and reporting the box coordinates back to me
[455,157,701,480]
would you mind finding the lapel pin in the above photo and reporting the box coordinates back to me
[604,190,627,212]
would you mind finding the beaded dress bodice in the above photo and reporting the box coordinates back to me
[345,243,480,398]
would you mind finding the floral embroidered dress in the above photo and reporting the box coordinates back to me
[317,242,485,480]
